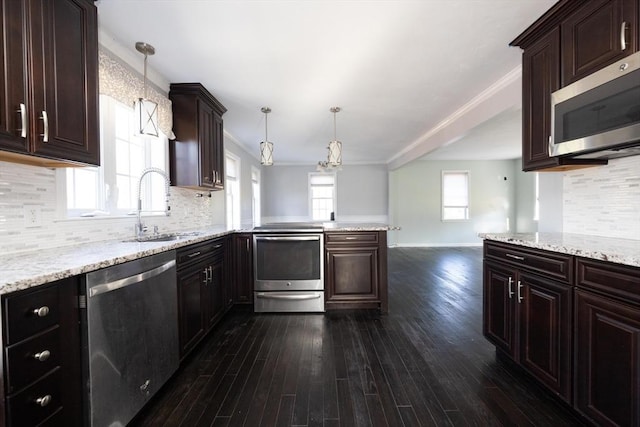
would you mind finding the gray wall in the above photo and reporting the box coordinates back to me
[513,159,538,233]
[538,172,563,232]
[224,137,263,225]
[389,159,530,246]
[262,164,388,223]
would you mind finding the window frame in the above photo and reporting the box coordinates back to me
[225,151,241,229]
[251,165,261,225]
[308,172,337,221]
[441,170,470,222]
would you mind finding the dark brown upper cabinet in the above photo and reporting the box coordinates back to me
[510,0,640,172]
[169,83,226,190]
[561,0,638,85]
[0,0,100,167]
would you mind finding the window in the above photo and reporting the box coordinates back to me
[251,166,261,225]
[534,172,540,221]
[309,173,336,221]
[225,153,241,228]
[442,171,469,221]
[64,95,168,217]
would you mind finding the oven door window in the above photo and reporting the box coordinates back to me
[255,236,321,281]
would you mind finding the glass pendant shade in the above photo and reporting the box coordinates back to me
[327,140,342,166]
[135,97,159,137]
[261,140,274,165]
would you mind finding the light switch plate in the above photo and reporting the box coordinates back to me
[24,204,43,227]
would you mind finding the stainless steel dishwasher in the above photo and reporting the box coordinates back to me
[81,250,178,427]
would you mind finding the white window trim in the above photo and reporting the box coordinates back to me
[225,151,241,228]
[441,170,470,222]
[251,165,261,225]
[308,172,337,221]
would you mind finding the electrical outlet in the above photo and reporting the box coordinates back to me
[24,205,43,227]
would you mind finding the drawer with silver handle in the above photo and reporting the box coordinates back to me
[4,284,59,344]
[5,326,61,394]
[6,367,62,426]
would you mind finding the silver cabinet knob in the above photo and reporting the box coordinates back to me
[35,395,52,407]
[33,306,50,317]
[33,350,51,362]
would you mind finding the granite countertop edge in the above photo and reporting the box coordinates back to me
[0,224,399,295]
[480,232,640,268]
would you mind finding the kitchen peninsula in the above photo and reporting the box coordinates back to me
[480,232,640,426]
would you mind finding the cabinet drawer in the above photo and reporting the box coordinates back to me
[325,232,379,245]
[177,238,225,268]
[484,242,573,284]
[4,285,60,345]
[5,326,61,394]
[6,368,63,427]
[577,258,640,306]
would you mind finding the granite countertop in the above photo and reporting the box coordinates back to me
[0,223,399,295]
[480,232,640,268]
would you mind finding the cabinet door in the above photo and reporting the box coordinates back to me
[561,0,638,85]
[233,234,253,304]
[29,0,99,165]
[213,112,224,189]
[0,0,29,154]
[326,246,379,302]
[177,265,206,358]
[519,273,572,401]
[198,100,215,188]
[522,27,560,171]
[575,289,640,427]
[483,262,518,358]
[205,258,225,329]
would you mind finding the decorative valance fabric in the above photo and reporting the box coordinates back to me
[98,48,175,139]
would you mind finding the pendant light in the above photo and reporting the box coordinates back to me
[134,42,159,137]
[260,107,274,165]
[317,107,343,171]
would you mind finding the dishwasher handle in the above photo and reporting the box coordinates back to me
[89,259,176,298]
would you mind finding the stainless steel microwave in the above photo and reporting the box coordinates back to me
[549,50,640,160]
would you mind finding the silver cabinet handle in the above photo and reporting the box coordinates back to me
[203,268,209,284]
[213,244,223,249]
[517,280,523,303]
[35,395,52,407]
[187,251,201,258]
[34,350,51,362]
[621,21,627,51]
[40,110,49,142]
[208,266,213,282]
[33,306,50,317]
[505,253,525,261]
[246,239,249,252]
[345,237,357,240]
[18,103,27,138]
[507,277,514,299]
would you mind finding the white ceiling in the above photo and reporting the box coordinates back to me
[96,0,556,167]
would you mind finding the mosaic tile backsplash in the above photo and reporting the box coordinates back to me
[563,156,640,240]
[0,160,226,255]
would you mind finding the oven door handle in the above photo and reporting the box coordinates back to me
[255,236,320,241]
[255,293,321,300]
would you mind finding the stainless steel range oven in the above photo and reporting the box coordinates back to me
[253,223,324,312]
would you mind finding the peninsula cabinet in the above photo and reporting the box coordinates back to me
[169,83,227,191]
[325,231,388,313]
[1,277,82,426]
[176,238,227,359]
[574,258,640,427]
[233,233,253,305]
[0,0,100,167]
[483,242,573,402]
[510,0,639,171]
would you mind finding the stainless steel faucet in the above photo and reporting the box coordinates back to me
[136,167,171,238]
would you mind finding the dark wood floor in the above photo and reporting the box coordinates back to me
[132,247,584,427]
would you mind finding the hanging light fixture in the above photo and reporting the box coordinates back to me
[134,42,159,137]
[260,107,274,165]
[317,107,343,171]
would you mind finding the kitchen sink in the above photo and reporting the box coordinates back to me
[126,232,203,243]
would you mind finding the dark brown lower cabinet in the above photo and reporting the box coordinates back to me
[574,258,640,427]
[176,238,227,359]
[325,231,388,312]
[233,233,253,304]
[1,277,82,426]
[483,260,572,401]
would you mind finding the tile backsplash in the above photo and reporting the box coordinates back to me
[0,160,226,255]
[563,156,640,240]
